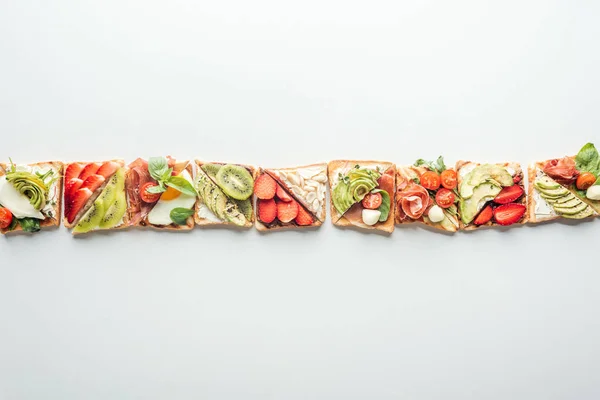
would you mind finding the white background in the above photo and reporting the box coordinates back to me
[1,1,599,399]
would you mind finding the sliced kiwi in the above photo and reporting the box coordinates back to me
[233,198,253,221]
[215,164,254,201]
[97,167,124,208]
[73,199,104,234]
[99,191,127,229]
[201,163,221,182]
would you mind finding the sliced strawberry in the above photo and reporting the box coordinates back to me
[65,188,93,223]
[276,185,293,202]
[295,205,314,226]
[81,174,105,193]
[277,200,299,223]
[513,175,522,184]
[64,163,83,182]
[96,161,120,179]
[493,185,524,204]
[473,205,493,225]
[493,203,526,226]
[65,178,83,197]
[78,163,101,181]
[257,198,277,223]
[255,173,277,200]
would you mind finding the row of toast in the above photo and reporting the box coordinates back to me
[1,142,599,235]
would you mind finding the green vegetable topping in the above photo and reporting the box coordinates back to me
[5,159,56,211]
[371,189,390,222]
[414,156,447,174]
[332,166,381,214]
[147,157,197,196]
[575,143,600,184]
[170,207,195,225]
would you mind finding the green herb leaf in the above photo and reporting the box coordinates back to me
[18,217,41,232]
[372,189,390,222]
[170,207,194,225]
[148,157,169,182]
[146,184,166,194]
[415,156,447,174]
[166,176,197,197]
[8,216,18,231]
[575,143,600,176]
[435,156,447,173]
[412,177,420,185]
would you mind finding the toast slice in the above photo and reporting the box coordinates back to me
[395,159,459,232]
[254,165,325,231]
[528,156,599,224]
[126,157,197,231]
[194,160,258,228]
[63,160,129,235]
[456,161,527,230]
[327,160,395,233]
[0,160,63,234]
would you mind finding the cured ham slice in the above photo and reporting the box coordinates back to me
[397,183,431,220]
[543,157,579,185]
[126,158,158,226]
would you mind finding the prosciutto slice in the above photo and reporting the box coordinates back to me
[543,157,579,185]
[126,158,158,226]
[397,183,431,220]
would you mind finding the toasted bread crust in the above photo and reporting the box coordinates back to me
[327,160,395,233]
[194,160,257,228]
[456,160,527,231]
[1,161,64,235]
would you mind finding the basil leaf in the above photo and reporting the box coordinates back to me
[18,217,41,232]
[372,189,390,222]
[166,176,197,197]
[8,216,18,231]
[170,207,194,225]
[146,184,166,194]
[148,157,169,182]
[161,168,173,182]
[415,156,446,174]
[575,143,600,176]
[434,156,447,173]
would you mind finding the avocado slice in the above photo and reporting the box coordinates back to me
[554,200,590,216]
[332,180,354,214]
[459,182,502,224]
[536,184,569,198]
[535,175,561,190]
[547,197,581,208]
[460,164,511,199]
[562,207,595,219]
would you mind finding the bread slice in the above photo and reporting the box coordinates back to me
[456,160,527,230]
[395,164,459,233]
[63,160,126,232]
[254,167,324,231]
[528,157,599,224]
[128,159,197,231]
[194,160,257,228]
[327,160,395,233]
[0,161,63,234]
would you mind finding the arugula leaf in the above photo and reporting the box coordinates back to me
[575,143,600,176]
[414,156,447,174]
[412,177,420,185]
[435,156,447,172]
[148,157,169,181]
[18,218,41,232]
[170,207,194,225]
[166,176,197,197]
[372,189,390,222]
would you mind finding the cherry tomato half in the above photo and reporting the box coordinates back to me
[0,208,14,229]
[362,192,383,209]
[421,171,441,190]
[140,182,162,203]
[576,172,596,190]
[440,169,457,189]
[435,188,455,208]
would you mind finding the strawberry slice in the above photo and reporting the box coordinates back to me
[257,198,277,223]
[81,174,105,193]
[295,205,314,226]
[64,163,83,182]
[493,203,526,226]
[276,185,293,202]
[473,205,493,225]
[493,185,524,204]
[277,200,299,223]
[65,188,93,223]
[255,174,277,200]
[96,161,120,179]
[78,163,101,181]
[65,178,83,197]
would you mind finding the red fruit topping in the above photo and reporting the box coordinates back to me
[276,185,293,202]
[65,178,83,197]
[64,163,83,182]
[65,188,93,223]
[255,174,277,199]
[295,206,314,226]
[493,203,526,226]
[257,198,277,223]
[513,175,522,184]
[81,174,106,193]
[277,200,299,223]
[78,163,102,181]
[493,185,524,204]
[96,161,120,179]
[473,205,493,225]
[0,208,13,229]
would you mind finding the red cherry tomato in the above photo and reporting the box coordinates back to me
[0,208,13,229]
[435,188,455,208]
[362,192,383,209]
[576,172,596,190]
[440,169,457,189]
[421,171,441,190]
[140,182,162,203]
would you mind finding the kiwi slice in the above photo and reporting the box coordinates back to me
[201,163,221,182]
[215,164,254,201]
[97,168,124,208]
[233,198,253,221]
[99,191,127,229]
[73,199,104,234]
